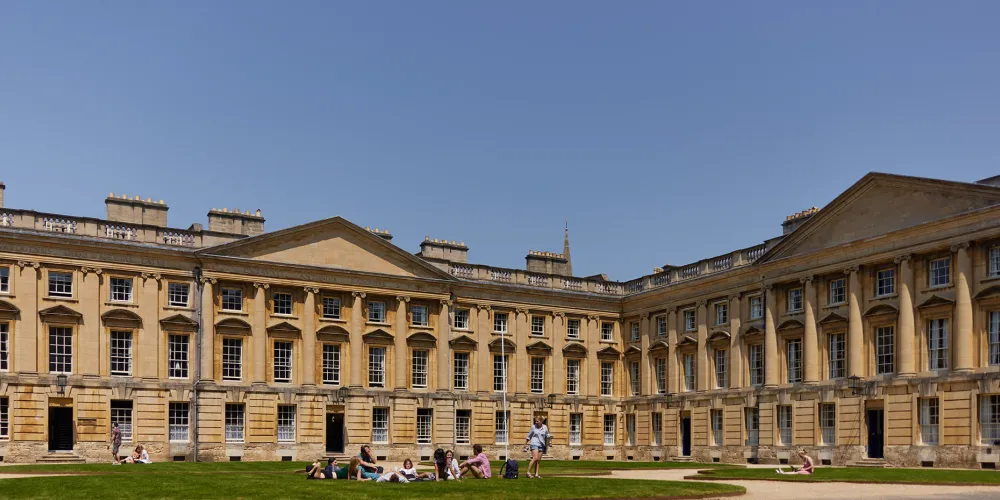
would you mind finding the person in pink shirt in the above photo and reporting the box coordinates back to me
[459,444,491,479]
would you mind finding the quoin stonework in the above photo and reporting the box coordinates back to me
[2,173,1000,468]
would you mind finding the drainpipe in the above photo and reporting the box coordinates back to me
[192,266,203,461]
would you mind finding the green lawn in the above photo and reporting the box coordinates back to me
[690,467,1000,485]
[423,459,737,476]
[0,463,745,500]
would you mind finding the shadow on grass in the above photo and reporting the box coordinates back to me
[688,467,1000,486]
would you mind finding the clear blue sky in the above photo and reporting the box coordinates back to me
[2,1,998,280]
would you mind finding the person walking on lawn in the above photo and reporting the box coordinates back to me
[110,423,122,465]
[525,416,551,478]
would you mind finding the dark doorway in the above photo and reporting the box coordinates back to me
[680,417,692,457]
[866,409,884,459]
[48,407,74,451]
[326,413,345,454]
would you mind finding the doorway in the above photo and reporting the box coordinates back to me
[48,406,74,451]
[866,409,884,459]
[326,413,345,454]
[680,417,692,457]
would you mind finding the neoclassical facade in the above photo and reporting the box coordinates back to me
[2,173,1000,467]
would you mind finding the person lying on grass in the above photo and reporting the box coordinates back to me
[776,450,814,475]
[306,460,328,480]
[349,457,371,481]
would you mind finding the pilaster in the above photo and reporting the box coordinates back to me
[696,300,708,391]
[199,277,216,381]
[953,242,973,372]
[395,296,409,390]
[802,276,818,384]
[349,291,365,387]
[764,284,778,387]
[728,293,742,389]
[252,282,268,384]
[437,299,452,391]
[302,287,318,385]
[846,267,863,377]
[896,255,915,377]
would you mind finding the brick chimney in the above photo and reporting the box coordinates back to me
[207,208,265,236]
[106,193,169,227]
[418,237,469,263]
[781,206,820,235]
[0,181,5,208]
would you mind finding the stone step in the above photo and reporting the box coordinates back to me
[848,459,888,468]
[37,454,87,464]
[669,456,695,462]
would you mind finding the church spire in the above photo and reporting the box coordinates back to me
[563,220,572,276]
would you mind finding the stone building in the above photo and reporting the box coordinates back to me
[1,173,1000,468]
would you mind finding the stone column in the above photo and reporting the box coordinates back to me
[252,282,268,384]
[139,273,161,380]
[553,312,566,395]
[477,305,492,393]
[802,276,819,384]
[587,315,601,397]
[953,242,974,372]
[846,267,864,377]
[78,267,101,377]
[349,292,365,387]
[395,296,409,390]
[515,307,530,394]
[303,287,318,385]
[667,309,679,394]
[728,294,742,389]
[200,278,215,381]
[764,284,778,387]
[640,312,651,395]
[896,255,916,377]
[15,261,39,374]
[696,300,708,391]
[438,299,452,391]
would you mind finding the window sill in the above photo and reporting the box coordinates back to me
[452,327,472,333]
[270,314,298,320]
[922,284,954,293]
[0,293,15,299]
[873,294,898,300]
[367,321,390,327]
[825,302,846,309]
[319,317,346,323]
[493,331,509,335]
[981,275,1000,285]
[219,310,249,317]
[784,311,804,317]
[165,305,194,311]
[105,301,138,308]
[410,324,433,330]
[43,296,78,303]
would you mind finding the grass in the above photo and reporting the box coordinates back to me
[690,467,1000,485]
[0,462,746,500]
[427,460,737,476]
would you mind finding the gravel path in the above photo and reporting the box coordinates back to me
[606,469,1000,500]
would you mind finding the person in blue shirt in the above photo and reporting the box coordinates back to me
[525,416,551,478]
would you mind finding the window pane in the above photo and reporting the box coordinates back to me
[369,347,385,387]
[322,344,340,385]
[277,405,296,442]
[273,341,292,382]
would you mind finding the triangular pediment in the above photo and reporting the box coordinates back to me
[917,294,954,309]
[648,340,669,353]
[741,323,764,337]
[363,328,394,345]
[199,216,455,280]
[449,334,478,350]
[39,305,82,324]
[677,335,698,346]
[976,285,1000,300]
[597,345,621,359]
[777,319,804,331]
[763,174,1000,262]
[624,344,642,355]
[160,314,198,331]
[267,321,301,335]
[818,311,847,325]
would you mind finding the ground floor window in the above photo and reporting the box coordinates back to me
[277,405,296,442]
[626,414,636,446]
[711,409,723,446]
[981,395,1000,445]
[919,398,939,445]
[603,414,615,445]
[225,403,245,443]
[569,413,582,445]
[745,408,759,446]
[169,402,189,442]
[778,405,793,446]
[496,411,509,444]
[455,410,471,444]
[372,407,389,443]
[417,408,433,444]
[0,397,8,439]
[111,400,133,442]
[652,412,662,446]
[820,403,836,445]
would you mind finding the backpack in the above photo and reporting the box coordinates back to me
[501,458,519,479]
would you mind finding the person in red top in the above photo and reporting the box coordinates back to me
[776,450,814,475]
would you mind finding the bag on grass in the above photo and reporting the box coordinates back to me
[501,458,519,479]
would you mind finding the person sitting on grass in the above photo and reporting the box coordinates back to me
[432,448,448,482]
[459,444,491,479]
[445,450,462,481]
[776,450,814,475]
[123,444,151,464]
[306,460,328,480]
[399,458,432,482]
[349,457,372,481]
[357,445,383,479]
[324,457,345,479]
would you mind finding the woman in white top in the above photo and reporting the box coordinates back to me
[445,450,462,481]
[125,444,152,464]
[525,416,550,478]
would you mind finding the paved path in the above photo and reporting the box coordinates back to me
[606,469,1000,500]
